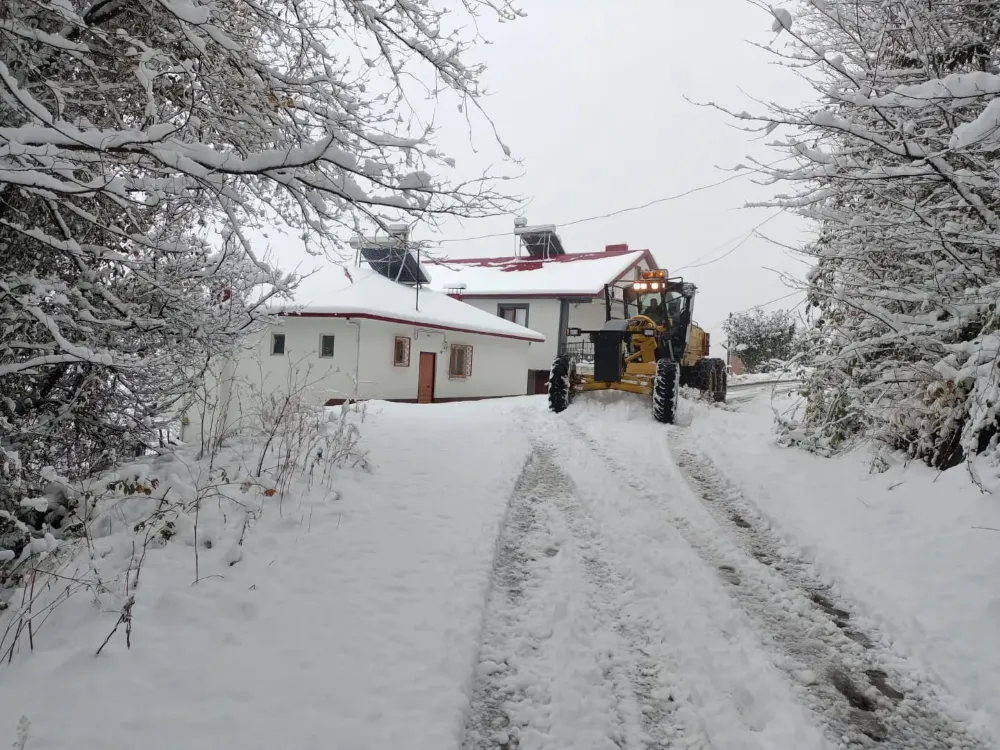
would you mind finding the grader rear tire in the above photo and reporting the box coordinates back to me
[684,359,713,392]
[682,358,728,403]
[548,354,576,414]
[653,358,680,424]
[705,358,728,403]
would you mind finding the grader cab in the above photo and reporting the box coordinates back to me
[547,270,727,423]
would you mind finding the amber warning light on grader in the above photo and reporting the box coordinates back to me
[633,269,667,292]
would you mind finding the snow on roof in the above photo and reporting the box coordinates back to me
[270,265,545,342]
[423,248,655,297]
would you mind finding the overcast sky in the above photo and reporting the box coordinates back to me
[272,0,818,346]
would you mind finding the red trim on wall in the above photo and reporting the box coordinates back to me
[282,311,544,343]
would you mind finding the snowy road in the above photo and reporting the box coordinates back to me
[462,397,996,750]
[3,396,994,750]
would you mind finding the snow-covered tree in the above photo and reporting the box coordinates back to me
[0,0,521,506]
[723,308,799,373]
[711,0,1000,469]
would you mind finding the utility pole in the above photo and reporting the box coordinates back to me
[725,312,733,371]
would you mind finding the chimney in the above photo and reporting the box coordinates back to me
[605,243,629,253]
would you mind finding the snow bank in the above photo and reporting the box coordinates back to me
[0,399,533,750]
[687,391,1000,739]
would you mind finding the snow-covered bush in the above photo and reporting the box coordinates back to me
[0,0,520,505]
[0,391,369,664]
[723,308,801,373]
[719,0,1000,469]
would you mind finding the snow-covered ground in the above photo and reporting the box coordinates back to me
[1,387,997,749]
[0,401,532,750]
[687,388,1000,743]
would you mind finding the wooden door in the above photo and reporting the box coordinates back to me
[530,370,549,395]
[417,352,436,403]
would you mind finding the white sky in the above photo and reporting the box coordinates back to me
[270,0,818,346]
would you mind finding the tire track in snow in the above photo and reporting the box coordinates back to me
[461,420,712,750]
[559,412,994,750]
[668,441,996,750]
[522,436,708,750]
[461,446,554,750]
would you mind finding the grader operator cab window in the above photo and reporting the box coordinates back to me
[632,270,684,324]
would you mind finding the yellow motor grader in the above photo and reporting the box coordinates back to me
[547,270,726,423]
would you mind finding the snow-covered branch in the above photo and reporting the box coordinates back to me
[0,0,520,501]
[726,0,1000,468]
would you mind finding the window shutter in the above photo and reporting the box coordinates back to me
[464,345,473,377]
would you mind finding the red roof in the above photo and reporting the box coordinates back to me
[424,248,658,298]
[439,247,652,269]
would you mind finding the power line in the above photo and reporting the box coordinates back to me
[675,210,785,272]
[703,289,804,332]
[435,158,792,245]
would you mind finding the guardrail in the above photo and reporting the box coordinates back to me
[726,378,801,390]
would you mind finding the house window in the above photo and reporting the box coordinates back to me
[393,336,411,367]
[319,334,335,358]
[498,304,528,327]
[449,344,473,379]
[271,333,285,355]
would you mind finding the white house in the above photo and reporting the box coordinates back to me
[424,230,657,394]
[180,265,544,445]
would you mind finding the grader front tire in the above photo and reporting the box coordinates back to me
[548,354,576,414]
[652,358,680,424]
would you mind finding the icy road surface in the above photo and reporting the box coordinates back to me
[461,397,995,750]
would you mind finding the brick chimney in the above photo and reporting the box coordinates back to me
[605,243,629,253]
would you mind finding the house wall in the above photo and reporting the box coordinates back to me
[180,316,534,446]
[458,297,563,371]
[239,316,534,401]
[239,316,362,403]
[457,295,624,371]
[454,254,656,374]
